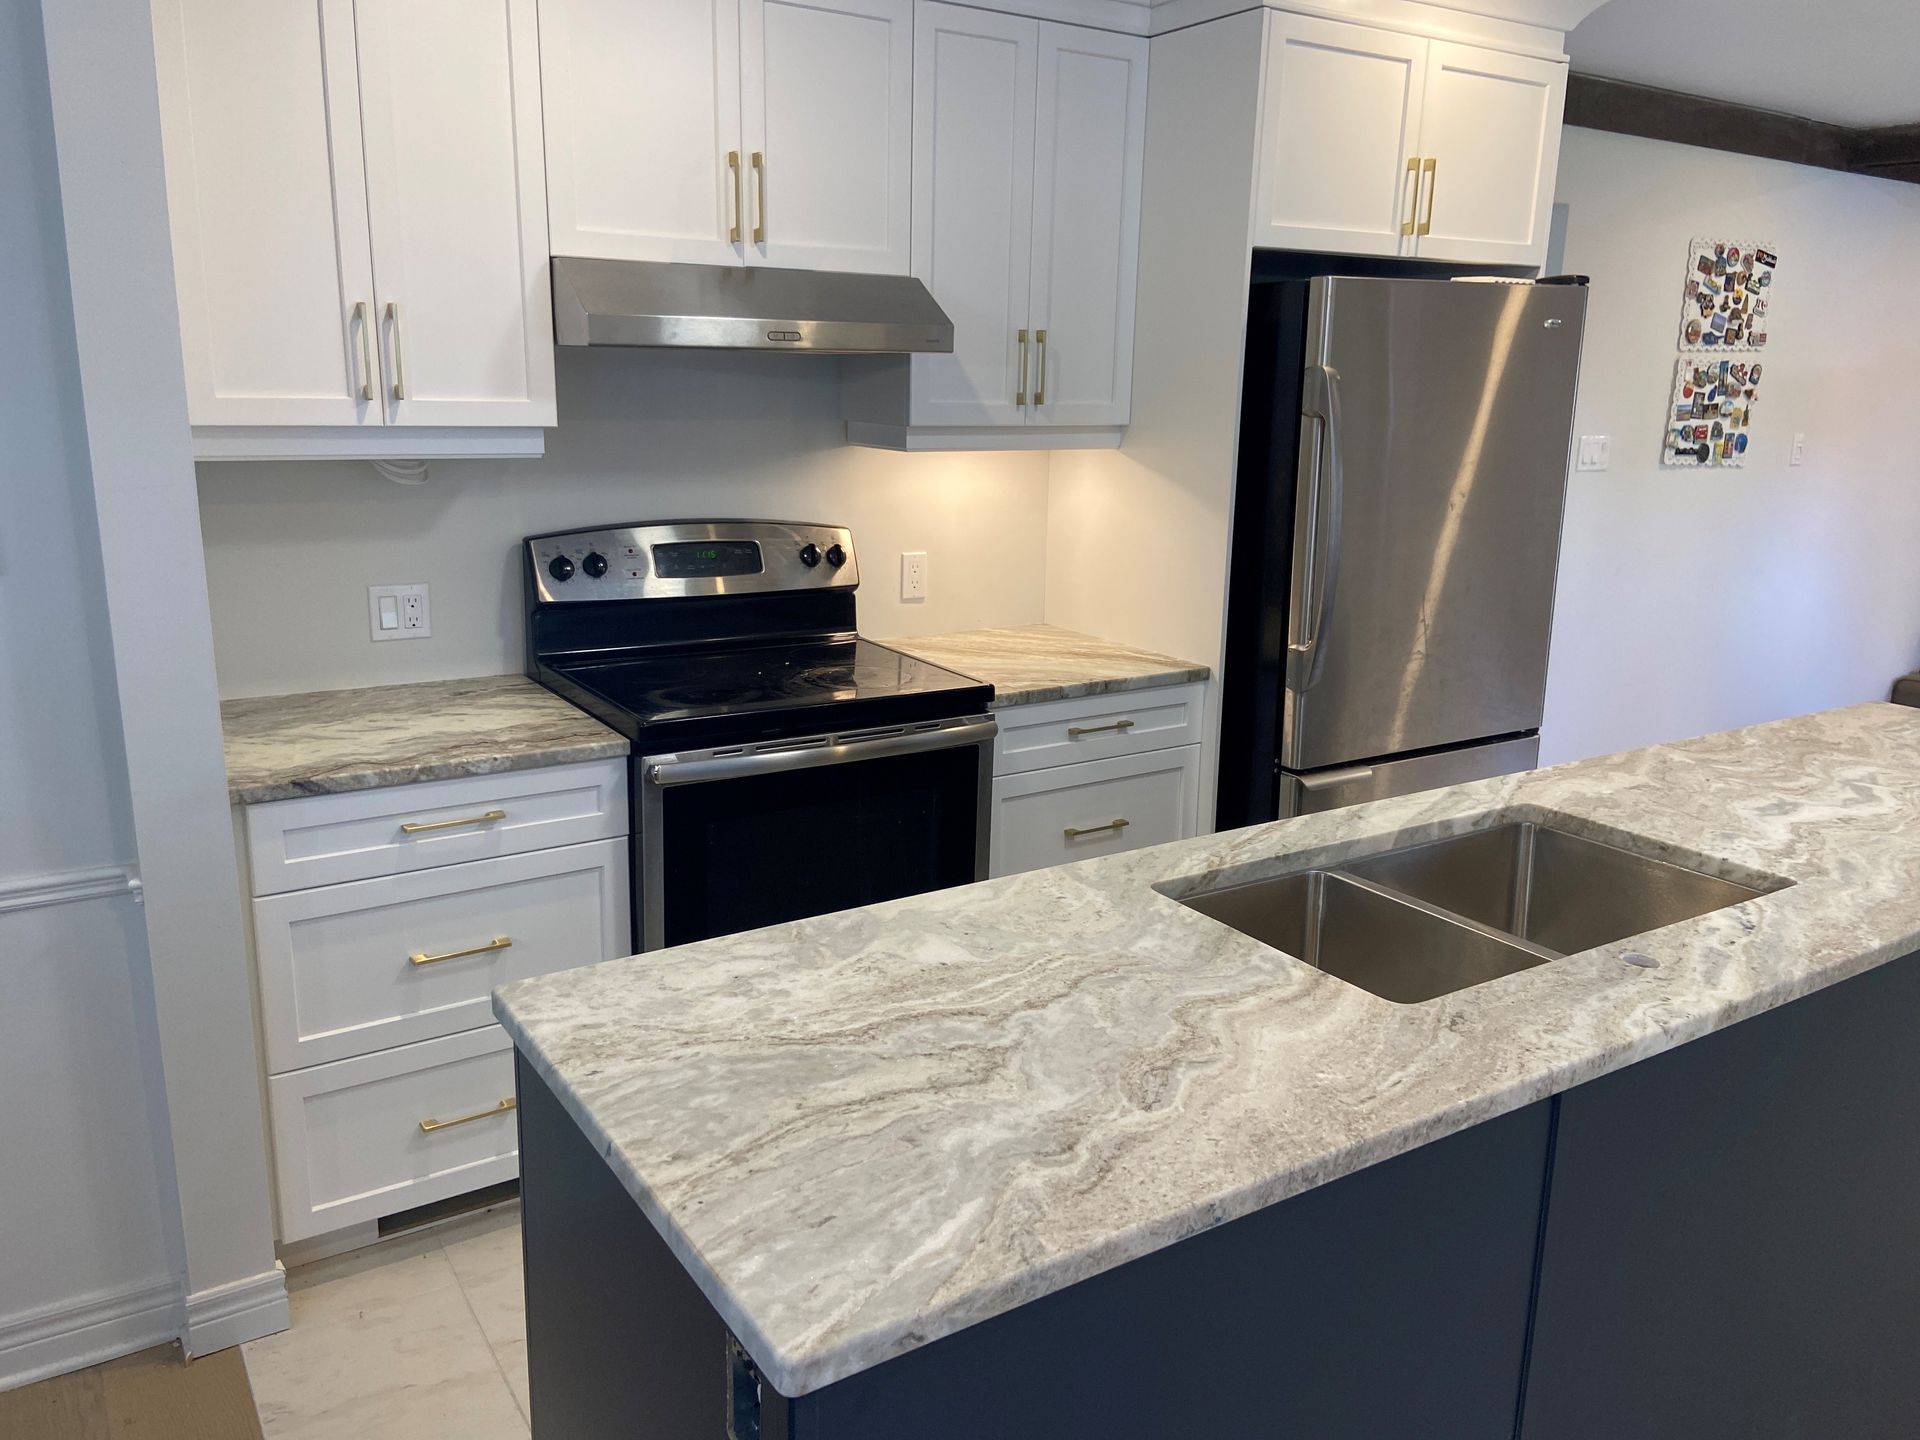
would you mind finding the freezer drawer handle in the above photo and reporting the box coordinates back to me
[1296,765,1375,793]
[1067,719,1134,738]
[1064,818,1130,839]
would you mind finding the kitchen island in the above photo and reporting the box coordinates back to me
[494,704,1920,1439]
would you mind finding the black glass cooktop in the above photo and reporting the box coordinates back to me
[544,638,991,750]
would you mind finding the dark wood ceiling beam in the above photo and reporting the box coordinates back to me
[1564,73,1920,186]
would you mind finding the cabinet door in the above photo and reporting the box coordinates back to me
[990,746,1199,878]
[152,0,382,426]
[354,0,556,427]
[1413,43,1566,266]
[742,0,913,275]
[1028,24,1147,428]
[908,2,1038,428]
[1252,13,1426,258]
[539,0,744,266]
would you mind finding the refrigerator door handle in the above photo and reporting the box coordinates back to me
[1290,363,1345,691]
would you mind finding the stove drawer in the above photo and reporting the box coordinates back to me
[993,684,1204,776]
[252,839,629,1072]
[243,759,627,895]
[267,1026,519,1243]
[990,746,1201,877]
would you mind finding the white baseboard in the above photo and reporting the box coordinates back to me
[0,1276,179,1392]
[183,1265,289,1357]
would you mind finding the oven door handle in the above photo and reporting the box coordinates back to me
[645,717,999,787]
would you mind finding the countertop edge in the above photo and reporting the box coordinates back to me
[227,736,631,806]
[986,666,1213,708]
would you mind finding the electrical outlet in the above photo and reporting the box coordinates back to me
[1791,433,1807,467]
[900,551,928,602]
[1576,435,1611,471]
[368,583,431,641]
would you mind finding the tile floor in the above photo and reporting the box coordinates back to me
[242,1204,530,1439]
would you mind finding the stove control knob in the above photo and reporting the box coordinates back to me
[547,554,575,583]
[798,543,822,568]
[582,551,609,578]
[824,543,848,568]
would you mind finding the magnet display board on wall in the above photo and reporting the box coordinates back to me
[1665,355,1764,468]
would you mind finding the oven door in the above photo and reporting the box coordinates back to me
[637,716,996,951]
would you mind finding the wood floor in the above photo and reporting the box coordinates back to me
[0,1345,263,1440]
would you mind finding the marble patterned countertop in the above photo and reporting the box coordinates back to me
[880,624,1209,706]
[494,703,1920,1398]
[221,674,627,805]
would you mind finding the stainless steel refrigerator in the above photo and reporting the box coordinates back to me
[1216,272,1588,826]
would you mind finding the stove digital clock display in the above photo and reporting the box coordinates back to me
[652,540,765,579]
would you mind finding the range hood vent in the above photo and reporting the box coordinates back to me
[552,257,954,354]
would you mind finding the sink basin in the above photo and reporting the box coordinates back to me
[1181,869,1551,1005]
[1341,822,1770,958]
[1178,818,1779,1004]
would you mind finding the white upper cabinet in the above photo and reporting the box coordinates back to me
[1413,41,1566,266]
[353,0,555,427]
[153,0,555,441]
[543,0,911,274]
[1253,13,1427,259]
[908,2,1038,428]
[153,0,379,427]
[1252,12,1567,268]
[1028,22,1148,429]
[540,0,743,267]
[743,0,914,275]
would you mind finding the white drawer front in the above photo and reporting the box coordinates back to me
[244,759,627,895]
[994,684,1204,776]
[253,839,629,1072]
[991,745,1200,877]
[267,1027,520,1243]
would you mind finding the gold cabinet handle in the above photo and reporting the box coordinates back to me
[386,301,407,401]
[1015,327,1029,406]
[351,300,373,400]
[1401,157,1421,237]
[1034,328,1048,406]
[751,151,766,244]
[409,935,512,968]
[727,150,742,243]
[399,808,507,835]
[1418,157,1437,237]
[419,1096,516,1133]
[1067,718,1134,738]
[1064,818,1130,840]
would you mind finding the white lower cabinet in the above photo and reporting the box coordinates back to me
[240,766,630,1245]
[988,686,1204,877]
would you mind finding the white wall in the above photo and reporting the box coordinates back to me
[1541,127,1920,764]
[199,349,1051,698]
[0,0,179,1387]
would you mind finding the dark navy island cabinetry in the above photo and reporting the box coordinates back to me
[513,950,1920,1440]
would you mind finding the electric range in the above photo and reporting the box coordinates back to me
[524,520,995,952]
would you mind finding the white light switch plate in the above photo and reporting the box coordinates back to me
[900,551,928,602]
[1791,433,1806,466]
[368,583,430,641]
[1576,435,1611,471]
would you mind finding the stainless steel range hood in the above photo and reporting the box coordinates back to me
[551,257,953,354]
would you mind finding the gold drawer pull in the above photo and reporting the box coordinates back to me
[1065,818,1130,840]
[409,935,513,968]
[1067,719,1134,738]
[399,808,507,835]
[419,1096,516,1133]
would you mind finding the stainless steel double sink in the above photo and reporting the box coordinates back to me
[1180,821,1782,1004]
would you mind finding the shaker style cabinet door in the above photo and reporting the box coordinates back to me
[741,0,913,275]
[353,0,556,427]
[539,0,745,266]
[1251,12,1427,258]
[1027,23,1147,428]
[908,2,1039,427]
[1412,42,1566,267]
[152,0,382,426]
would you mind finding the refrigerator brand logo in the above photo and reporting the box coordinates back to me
[1543,318,1565,330]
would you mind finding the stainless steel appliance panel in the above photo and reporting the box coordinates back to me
[1283,278,1586,771]
[1279,734,1539,818]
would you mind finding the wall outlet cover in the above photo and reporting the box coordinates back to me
[368,583,430,641]
[900,551,928,602]
[1791,433,1806,466]
[1576,435,1611,471]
